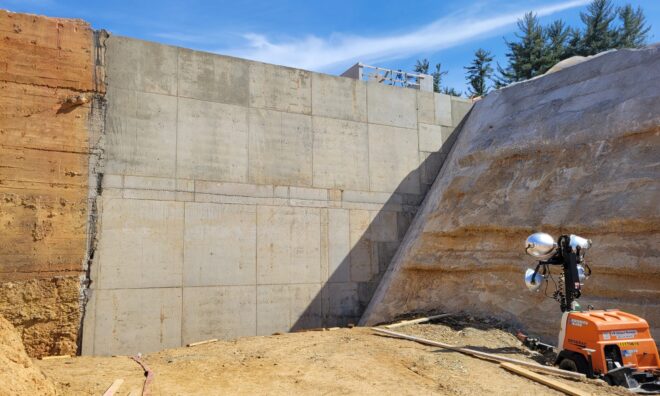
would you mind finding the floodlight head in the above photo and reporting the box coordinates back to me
[525,232,557,259]
[524,268,545,292]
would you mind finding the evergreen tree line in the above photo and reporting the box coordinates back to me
[415,0,651,98]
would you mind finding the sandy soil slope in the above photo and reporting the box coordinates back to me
[36,316,628,395]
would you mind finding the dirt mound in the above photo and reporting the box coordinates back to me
[37,318,624,395]
[0,314,56,395]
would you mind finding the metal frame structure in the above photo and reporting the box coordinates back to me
[341,62,433,92]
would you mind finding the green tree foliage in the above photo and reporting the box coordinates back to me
[578,0,618,55]
[494,0,650,88]
[495,12,546,86]
[414,58,460,96]
[464,48,494,98]
[441,87,462,97]
[616,4,650,48]
[543,20,570,68]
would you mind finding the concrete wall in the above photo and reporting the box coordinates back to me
[82,36,471,355]
[0,11,102,357]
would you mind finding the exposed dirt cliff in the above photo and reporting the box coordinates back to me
[0,10,101,356]
[362,45,660,341]
[0,314,56,395]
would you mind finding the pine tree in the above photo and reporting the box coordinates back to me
[495,12,546,86]
[542,20,570,72]
[616,4,650,48]
[564,27,583,58]
[414,58,449,93]
[441,87,462,97]
[579,0,618,55]
[464,48,494,98]
[414,59,430,74]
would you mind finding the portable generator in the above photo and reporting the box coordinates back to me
[523,232,660,393]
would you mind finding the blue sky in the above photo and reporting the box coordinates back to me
[2,0,658,94]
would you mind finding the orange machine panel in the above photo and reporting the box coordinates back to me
[563,310,660,374]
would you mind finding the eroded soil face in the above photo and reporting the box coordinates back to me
[37,317,627,395]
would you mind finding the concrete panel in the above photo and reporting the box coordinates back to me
[327,209,350,283]
[418,123,444,152]
[326,282,361,319]
[420,151,446,186]
[342,190,400,204]
[177,97,249,182]
[124,175,175,190]
[451,97,472,126]
[369,211,398,242]
[434,93,453,126]
[368,124,420,193]
[106,36,178,95]
[256,283,323,334]
[367,83,417,129]
[290,283,323,330]
[249,62,311,114]
[178,48,249,106]
[311,74,367,122]
[195,180,273,197]
[182,286,256,344]
[96,198,184,289]
[312,116,369,190]
[184,203,256,286]
[289,186,328,201]
[349,210,372,282]
[183,203,256,284]
[90,288,182,355]
[257,206,321,284]
[248,108,313,186]
[417,91,435,125]
[105,87,177,177]
[256,284,289,335]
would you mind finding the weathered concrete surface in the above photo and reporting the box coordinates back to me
[361,45,660,341]
[84,34,472,354]
[0,10,100,356]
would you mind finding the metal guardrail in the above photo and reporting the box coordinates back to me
[341,62,433,92]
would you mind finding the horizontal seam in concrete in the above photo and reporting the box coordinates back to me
[105,86,450,130]
[92,282,330,291]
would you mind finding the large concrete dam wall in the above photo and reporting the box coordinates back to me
[362,45,660,341]
[77,37,470,354]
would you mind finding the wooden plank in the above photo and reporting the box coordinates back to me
[40,355,71,360]
[384,313,452,329]
[372,327,585,380]
[102,379,124,396]
[500,363,590,396]
[186,338,218,347]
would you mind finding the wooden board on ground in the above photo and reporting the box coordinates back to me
[102,379,124,396]
[372,327,585,380]
[384,313,452,329]
[500,363,590,396]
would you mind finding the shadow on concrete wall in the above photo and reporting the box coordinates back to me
[292,110,472,330]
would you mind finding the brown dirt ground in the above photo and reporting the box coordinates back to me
[35,315,632,396]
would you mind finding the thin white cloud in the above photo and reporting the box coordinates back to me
[217,0,589,71]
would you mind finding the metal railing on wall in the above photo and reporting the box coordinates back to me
[341,62,433,92]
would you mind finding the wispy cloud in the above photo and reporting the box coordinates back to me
[213,0,588,71]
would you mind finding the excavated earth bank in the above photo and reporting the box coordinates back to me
[0,315,56,395]
[362,45,660,341]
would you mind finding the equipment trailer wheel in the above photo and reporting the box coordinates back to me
[556,352,590,376]
[559,358,579,372]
